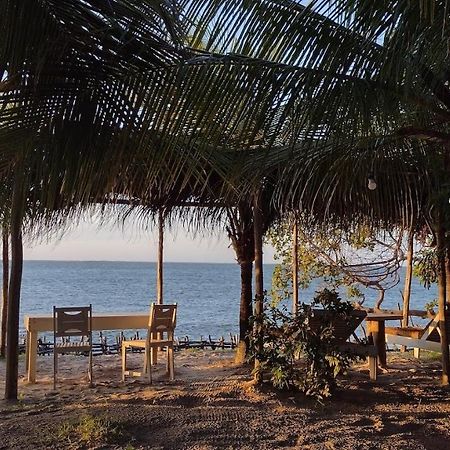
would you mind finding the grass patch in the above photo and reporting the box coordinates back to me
[55,414,129,448]
[420,350,442,362]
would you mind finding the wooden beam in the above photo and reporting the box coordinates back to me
[156,209,164,305]
[0,229,8,358]
[446,247,450,305]
[253,190,264,383]
[292,218,299,316]
[401,231,414,351]
[436,217,450,386]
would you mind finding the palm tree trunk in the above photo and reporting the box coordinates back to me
[446,246,450,305]
[239,260,253,342]
[234,257,254,364]
[436,219,450,386]
[5,170,24,400]
[0,229,9,358]
[227,205,255,364]
[253,191,264,383]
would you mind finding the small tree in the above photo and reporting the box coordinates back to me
[266,219,406,309]
[249,289,363,401]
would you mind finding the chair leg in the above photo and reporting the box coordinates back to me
[144,346,149,375]
[121,345,126,382]
[152,333,158,365]
[166,347,170,374]
[368,356,377,381]
[413,347,421,359]
[168,346,174,381]
[146,347,155,384]
[145,346,152,384]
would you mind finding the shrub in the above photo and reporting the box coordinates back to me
[249,289,363,401]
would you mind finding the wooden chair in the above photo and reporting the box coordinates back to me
[386,310,450,358]
[309,309,378,380]
[53,305,93,389]
[122,303,177,383]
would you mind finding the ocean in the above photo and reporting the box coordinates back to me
[9,261,437,339]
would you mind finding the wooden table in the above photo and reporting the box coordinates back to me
[366,312,404,368]
[24,312,149,383]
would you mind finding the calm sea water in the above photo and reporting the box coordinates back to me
[8,261,438,338]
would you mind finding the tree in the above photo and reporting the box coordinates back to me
[267,218,406,310]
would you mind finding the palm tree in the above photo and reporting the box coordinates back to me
[179,0,450,383]
[3,0,450,397]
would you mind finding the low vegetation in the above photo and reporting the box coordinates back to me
[54,414,129,448]
[249,289,364,401]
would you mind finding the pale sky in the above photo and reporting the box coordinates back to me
[23,220,276,264]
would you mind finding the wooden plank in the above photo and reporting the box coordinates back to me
[253,190,264,382]
[27,331,38,383]
[25,312,149,384]
[386,334,443,353]
[25,313,149,332]
[292,219,298,316]
[385,326,423,339]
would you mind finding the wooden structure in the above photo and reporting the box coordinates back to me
[292,219,299,316]
[386,310,450,358]
[310,309,378,380]
[24,312,149,383]
[122,304,177,383]
[365,311,403,368]
[156,209,164,305]
[53,305,93,389]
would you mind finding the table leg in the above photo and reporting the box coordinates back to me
[368,320,387,368]
[27,331,38,383]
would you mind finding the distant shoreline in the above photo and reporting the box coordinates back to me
[21,259,277,265]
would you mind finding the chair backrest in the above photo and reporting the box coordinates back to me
[148,303,177,336]
[53,305,92,338]
[309,309,367,342]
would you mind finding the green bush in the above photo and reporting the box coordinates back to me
[249,289,363,401]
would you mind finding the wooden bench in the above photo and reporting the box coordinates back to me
[386,311,449,358]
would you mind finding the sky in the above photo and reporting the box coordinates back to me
[23,219,276,264]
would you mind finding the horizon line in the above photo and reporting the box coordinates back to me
[20,259,277,265]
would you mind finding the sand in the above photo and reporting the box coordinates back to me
[1,349,450,449]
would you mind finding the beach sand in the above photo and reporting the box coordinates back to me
[1,350,450,449]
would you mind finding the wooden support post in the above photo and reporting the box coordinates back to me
[292,218,299,316]
[5,168,25,400]
[367,320,387,368]
[401,231,414,352]
[0,229,9,358]
[436,219,450,386]
[253,191,264,383]
[446,247,450,305]
[154,209,165,364]
[156,209,164,305]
